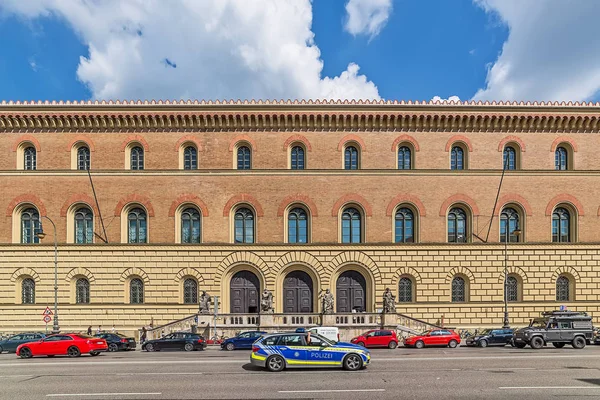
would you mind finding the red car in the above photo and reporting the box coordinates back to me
[16,333,108,358]
[350,329,398,349]
[403,329,461,349]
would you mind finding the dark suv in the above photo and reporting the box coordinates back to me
[513,310,593,349]
[466,328,514,347]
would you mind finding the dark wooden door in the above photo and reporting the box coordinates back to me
[336,270,366,313]
[283,270,313,313]
[230,271,260,313]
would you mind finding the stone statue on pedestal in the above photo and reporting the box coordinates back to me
[260,289,274,313]
[382,287,396,313]
[320,289,334,314]
[199,291,211,314]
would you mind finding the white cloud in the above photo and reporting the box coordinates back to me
[344,0,392,39]
[473,0,600,102]
[1,0,380,101]
[431,95,461,103]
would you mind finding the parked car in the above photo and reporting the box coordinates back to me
[403,329,461,349]
[142,332,206,352]
[465,329,514,347]
[0,332,45,353]
[350,329,398,349]
[221,331,266,351]
[94,332,137,352]
[513,310,593,349]
[308,327,340,343]
[593,328,600,345]
[16,333,107,358]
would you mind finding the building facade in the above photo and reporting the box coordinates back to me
[1,99,600,334]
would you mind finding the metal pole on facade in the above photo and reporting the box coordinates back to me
[36,216,60,333]
[503,224,509,328]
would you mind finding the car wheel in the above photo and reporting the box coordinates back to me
[514,342,526,349]
[145,343,155,352]
[226,343,235,351]
[388,341,398,349]
[266,355,285,372]
[572,336,586,349]
[67,346,81,357]
[479,339,488,348]
[552,342,566,348]
[415,340,424,349]
[108,343,119,352]
[530,336,544,349]
[448,340,458,348]
[184,343,194,352]
[357,341,365,347]
[343,354,363,371]
[89,351,100,356]
[19,347,32,359]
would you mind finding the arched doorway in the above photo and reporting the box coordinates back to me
[336,270,366,313]
[230,270,260,313]
[283,270,313,313]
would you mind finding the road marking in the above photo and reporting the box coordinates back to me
[46,393,162,397]
[279,389,385,393]
[500,387,600,390]
[374,354,600,362]
[117,372,203,376]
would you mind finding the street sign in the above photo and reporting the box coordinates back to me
[43,315,52,323]
[42,307,53,316]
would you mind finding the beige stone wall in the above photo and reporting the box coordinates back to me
[1,245,598,333]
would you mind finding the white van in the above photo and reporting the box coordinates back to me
[308,326,340,343]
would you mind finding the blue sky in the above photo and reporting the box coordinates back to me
[0,0,598,102]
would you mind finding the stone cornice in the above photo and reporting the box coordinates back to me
[1,99,600,133]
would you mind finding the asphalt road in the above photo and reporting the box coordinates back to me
[1,345,600,400]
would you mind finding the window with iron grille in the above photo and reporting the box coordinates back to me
[555,146,568,170]
[450,146,464,170]
[76,278,90,304]
[24,147,37,170]
[556,275,570,301]
[75,207,94,244]
[451,276,466,302]
[130,278,144,304]
[503,146,516,170]
[288,207,308,243]
[183,278,198,304]
[22,278,35,304]
[291,146,305,170]
[341,207,362,243]
[183,146,197,170]
[128,208,147,243]
[552,207,570,243]
[344,146,359,170]
[130,146,144,170]
[500,207,520,243]
[237,146,251,170]
[77,146,90,170]
[506,275,518,302]
[398,277,413,303]
[395,207,414,243]
[447,208,467,243]
[398,146,411,170]
[234,208,254,243]
[21,208,40,244]
[181,208,201,243]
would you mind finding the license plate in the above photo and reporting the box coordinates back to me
[96,342,104,345]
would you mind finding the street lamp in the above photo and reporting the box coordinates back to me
[502,224,521,329]
[35,216,60,334]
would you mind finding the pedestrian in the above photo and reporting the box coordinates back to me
[140,326,147,344]
[111,325,116,333]
[87,326,92,335]
[96,325,102,334]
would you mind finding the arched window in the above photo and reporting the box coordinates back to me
[77,146,91,170]
[500,207,520,243]
[183,146,197,170]
[555,146,568,170]
[556,275,570,301]
[21,208,40,244]
[237,146,251,170]
[395,207,414,243]
[22,278,35,304]
[451,276,466,302]
[398,146,411,170]
[127,208,147,243]
[398,277,413,303]
[291,146,305,170]
[552,207,570,243]
[130,278,144,304]
[450,146,464,170]
[503,146,516,170]
[24,147,37,170]
[75,207,94,244]
[344,146,359,170]
[506,275,518,302]
[76,278,90,304]
[130,146,144,170]
[234,207,254,243]
[448,207,467,243]
[341,207,362,243]
[181,207,201,244]
[288,207,308,243]
[183,278,198,304]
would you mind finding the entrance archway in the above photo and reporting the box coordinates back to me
[230,270,259,313]
[283,270,313,313]
[336,270,366,313]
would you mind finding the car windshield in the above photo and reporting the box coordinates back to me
[529,319,548,328]
[75,334,93,339]
[360,331,371,337]
[115,333,128,338]
[419,330,432,336]
[479,329,492,335]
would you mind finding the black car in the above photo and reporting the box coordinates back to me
[95,332,137,352]
[0,332,45,353]
[465,329,514,347]
[142,332,206,352]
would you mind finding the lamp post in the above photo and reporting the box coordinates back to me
[35,216,59,333]
[502,222,521,329]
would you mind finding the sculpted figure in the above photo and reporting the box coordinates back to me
[383,287,396,313]
[199,291,212,314]
[260,289,274,313]
[320,289,334,314]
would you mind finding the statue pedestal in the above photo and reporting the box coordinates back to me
[322,314,336,326]
[259,313,275,329]
[380,313,397,329]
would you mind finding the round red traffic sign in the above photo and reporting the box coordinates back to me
[43,315,52,323]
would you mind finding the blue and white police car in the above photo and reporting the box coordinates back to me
[250,331,370,372]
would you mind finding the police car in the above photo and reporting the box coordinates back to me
[250,331,370,372]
